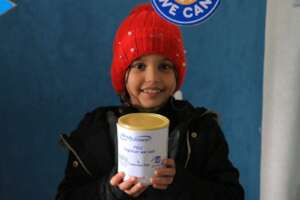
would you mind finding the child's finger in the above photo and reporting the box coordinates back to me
[110,172,125,186]
[151,176,174,185]
[155,168,176,177]
[118,177,137,191]
[125,182,147,197]
[162,159,175,168]
[132,185,148,198]
[152,183,168,190]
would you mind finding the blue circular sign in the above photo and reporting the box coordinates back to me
[151,0,220,26]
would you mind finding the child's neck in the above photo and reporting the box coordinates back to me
[133,101,169,113]
[129,98,172,113]
[136,106,161,113]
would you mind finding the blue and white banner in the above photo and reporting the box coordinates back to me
[151,0,220,25]
[2,0,300,199]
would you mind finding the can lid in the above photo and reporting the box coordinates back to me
[118,113,169,131]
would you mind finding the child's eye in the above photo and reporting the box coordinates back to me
[131,63,146,70]
[159,63,174,71]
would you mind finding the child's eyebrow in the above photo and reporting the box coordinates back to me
[132,57,173,64]
[131,60,143,64]
[163,60,173,64]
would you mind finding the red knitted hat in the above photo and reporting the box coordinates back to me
[111,3,186,94]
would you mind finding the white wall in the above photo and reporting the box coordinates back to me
[261,1,300,200]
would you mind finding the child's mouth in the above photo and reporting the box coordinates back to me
[141,88,163,96]
[142,89,161,94]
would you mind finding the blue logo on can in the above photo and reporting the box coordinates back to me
[120,133,152,142]
[0,0,16,16]
[151,0,220,26]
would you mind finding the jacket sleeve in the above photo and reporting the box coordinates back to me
[55,153,133,200]
[55,110,134,200]
[167,113,245,200]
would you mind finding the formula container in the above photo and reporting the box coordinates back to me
[117,113,169,185]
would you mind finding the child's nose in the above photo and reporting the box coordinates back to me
[145,66,160,82]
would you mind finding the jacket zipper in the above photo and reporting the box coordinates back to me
[59,134,92,176]
[184,131,191,168]
[184,110,212,168]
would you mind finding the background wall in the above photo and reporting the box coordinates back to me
[261,1,300,200]
[0,0,266,199]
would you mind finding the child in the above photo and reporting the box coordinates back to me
[56,3,244,200]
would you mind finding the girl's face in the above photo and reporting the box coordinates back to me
[125,54,177,110]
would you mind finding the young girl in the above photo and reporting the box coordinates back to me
[56,3,244,200]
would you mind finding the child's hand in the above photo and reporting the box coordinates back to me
[110,172,148,197]
[150,159,176,190]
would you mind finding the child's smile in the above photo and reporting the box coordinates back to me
[141,88,162,96]
[125,54,177,110]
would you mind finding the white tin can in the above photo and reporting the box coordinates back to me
[117,113,169,185]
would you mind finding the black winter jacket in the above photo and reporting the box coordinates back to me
[56,98,244,200]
